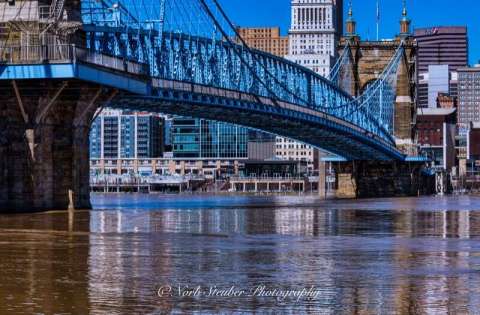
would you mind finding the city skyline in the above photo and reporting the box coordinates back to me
[219,0,480,65]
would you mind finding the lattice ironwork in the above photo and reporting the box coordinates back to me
[79,0,404,145]
[0,0,408,159]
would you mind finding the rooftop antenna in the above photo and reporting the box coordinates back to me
[376,0,380,40]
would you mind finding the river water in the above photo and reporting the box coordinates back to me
[1,194,480,314]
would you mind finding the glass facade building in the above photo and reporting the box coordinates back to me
[171,118,201,158]
[172,118,248,159]
[427,65,450,108]
[89,110,164,159]
[90,118,102,159]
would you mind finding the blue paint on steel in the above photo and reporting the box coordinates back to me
[76,64,149,94]
[0,0,411,161]
[0,63,148,94]
[0,64,76,80]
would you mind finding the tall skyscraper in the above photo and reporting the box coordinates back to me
[414,26,468,108]
[286,0,343,77]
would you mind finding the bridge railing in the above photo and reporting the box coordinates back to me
[0,44,74,64]
[74,47,149,76]
[0,44,150,77]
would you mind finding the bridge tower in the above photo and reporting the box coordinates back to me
[331,2,432,199]
[338,1,417,155]
[0,1,112,212]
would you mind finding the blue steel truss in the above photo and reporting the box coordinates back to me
[0,0,407,160]
[79,0,404,146]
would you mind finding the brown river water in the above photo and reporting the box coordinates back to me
[1,194,480,314]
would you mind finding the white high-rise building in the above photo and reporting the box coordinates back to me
[276,0,343,168]
[286,0,343,77]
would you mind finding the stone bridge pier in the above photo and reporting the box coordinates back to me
[0,79,114,212]
[333,161,435,199]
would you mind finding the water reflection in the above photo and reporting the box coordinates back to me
[1,196,480,313]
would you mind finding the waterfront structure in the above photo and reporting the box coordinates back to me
[89,109,164,160]
[230,160,310,193]
[414,26,468,108]
[90,158,243,178]
[236,27,289,57]
[90,158,314,193]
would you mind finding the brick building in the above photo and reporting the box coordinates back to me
[417,108,457,170]
[235,27,289,57]
[437,93,456,109]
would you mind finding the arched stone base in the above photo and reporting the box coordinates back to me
[0,80,111,212]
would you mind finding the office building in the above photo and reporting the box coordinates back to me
[427,65,450,108]
[171,117,248,159]
[458,65,480,127]
[464,123,480,176]
[286,0,343,77]
[416,108,457,170]
[275,138,316,171]
[415,26,468,108]
[248,130,276,160]
[90,109,164,160]
[236,27,289,57]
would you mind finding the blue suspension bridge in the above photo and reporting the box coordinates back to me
[0,0,408,161]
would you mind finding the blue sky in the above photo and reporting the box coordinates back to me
[218,0,479,65]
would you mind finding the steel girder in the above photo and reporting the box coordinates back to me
[82,27,395,144]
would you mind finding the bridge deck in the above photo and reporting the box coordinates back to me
[0,44,405,161]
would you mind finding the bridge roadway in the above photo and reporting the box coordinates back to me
[0,39,404,161]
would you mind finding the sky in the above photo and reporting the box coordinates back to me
[218,0,479,65]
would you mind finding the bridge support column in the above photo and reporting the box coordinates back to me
[318,161,327,199]
[71,125,94,210]
[0,81,105,212]
[333,161,435,199]
[335,162,358,199]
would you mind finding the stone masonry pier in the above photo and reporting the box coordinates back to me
[0,79,114,212]
[333,160,435,199]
